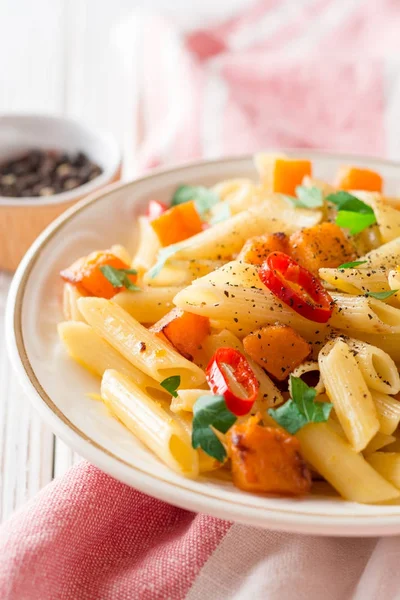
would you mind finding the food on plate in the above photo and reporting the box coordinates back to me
[58,152,400,504]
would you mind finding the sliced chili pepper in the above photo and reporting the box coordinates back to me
[259,252,334,324]
[206,347,259,416]
[147,200,169,220]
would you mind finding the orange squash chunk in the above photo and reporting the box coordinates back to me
[60,251,136,299]
[336,166,382,192]
[227,415,311,495]
[151,200,203,246]
[243,324,310,381]
[259,157,312,195]
[150,308,210,360]
[288,222,356,275]
[238,232,289,265]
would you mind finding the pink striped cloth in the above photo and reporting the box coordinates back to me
[3,2,400,598]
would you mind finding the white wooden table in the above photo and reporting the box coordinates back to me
[0,0,144,522]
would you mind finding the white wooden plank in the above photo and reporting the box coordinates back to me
[0,0,67,520]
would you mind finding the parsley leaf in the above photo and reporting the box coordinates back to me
[326,191,377,235]
[210,202,231,224]
[147,242,185,279]
[171,185,219,218]
[295,185,324,208]
[338,260,368,269]
[268,376,333,434]
[99,265,140,291]
[160,375,181,398]
[282,186,323,209]
[192,394,237,462]
[335,211,376,235]
[365,289,399,300]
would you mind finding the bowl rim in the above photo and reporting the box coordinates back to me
[0,113,121,206]
[7,150,400,537]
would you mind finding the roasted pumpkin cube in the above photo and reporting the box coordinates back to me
[289,222,356,274]
[238,232,289,265]
[150,308,210,360]
[60,251,135,299]
[243,324,311,381]
[227,416,311,495]
[256,154,312,195]
[151,200,203,246]
[336,166,382,193]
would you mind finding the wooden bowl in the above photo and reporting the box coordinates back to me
[0,114,121,271]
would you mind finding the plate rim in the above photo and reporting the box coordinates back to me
[7,150,400,537]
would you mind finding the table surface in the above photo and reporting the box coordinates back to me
[0,0,147,522]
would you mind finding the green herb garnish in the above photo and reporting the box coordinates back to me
[171,185,219,218]
[99,265,140,291]
[160,375,181,398]
[147,242,185,279]
[365,290,399,300]
[268,376,333,435]
[338,260,368,269]
[192,394,237,462]
[327,191,377,235]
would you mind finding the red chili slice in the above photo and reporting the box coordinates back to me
[259,252,334,324]
[147,200,168,220]
[206,347,259,416]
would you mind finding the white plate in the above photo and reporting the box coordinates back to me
[7,151,400,537]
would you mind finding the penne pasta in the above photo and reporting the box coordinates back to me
[371,390,400,435]
[78,297,206,388]
[113,286,182,323]
[345,339,400,395]
[170,389,206,413]
[63,283,85,322]
[289,361,325,396]
[101,369,199,477]
[296,422,400,503]
[143,260,224,288]
[364,432,396,455]
[58,321,170,401]
[366,452,400,489]
[131,216,161,274]
[329,293,400,334]
[319,339,379,451]
[319,266,388,295]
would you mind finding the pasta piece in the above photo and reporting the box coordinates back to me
[170,389,206,413]
[110,244,131,265]
[78,298,206,388]
[319,266,388,295]
[113,287,182,323]
[289,361,325,396]
[289,223,356,274]
[364,432,396,455]
[335,166,382,192]
[227,416,311,494]
[388,268,400,306]
[101,369,199,477]
[212,178,254,202]
[171,203,321,261]
[192,329,283,409]
[359,237,400,270]
[174,283,331,343]
[150,309,210,360]
[58,321,169,401]
[330,293,400,334]
[243,325,311,381]
[143,260,224,287]
[131,216,161,274]
[345,339,400,395]
[255,153,312,195]
[367,452,400,488]
[191,260,263,290]
[319,339,379,451]
[296,422,399,503]
[211,179,257,214]
[351,332,400,364]
[302,175,336,196]
[63,283,85,322]
[371,391,400,435]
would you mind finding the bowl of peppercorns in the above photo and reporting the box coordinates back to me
[0,114,121,270]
